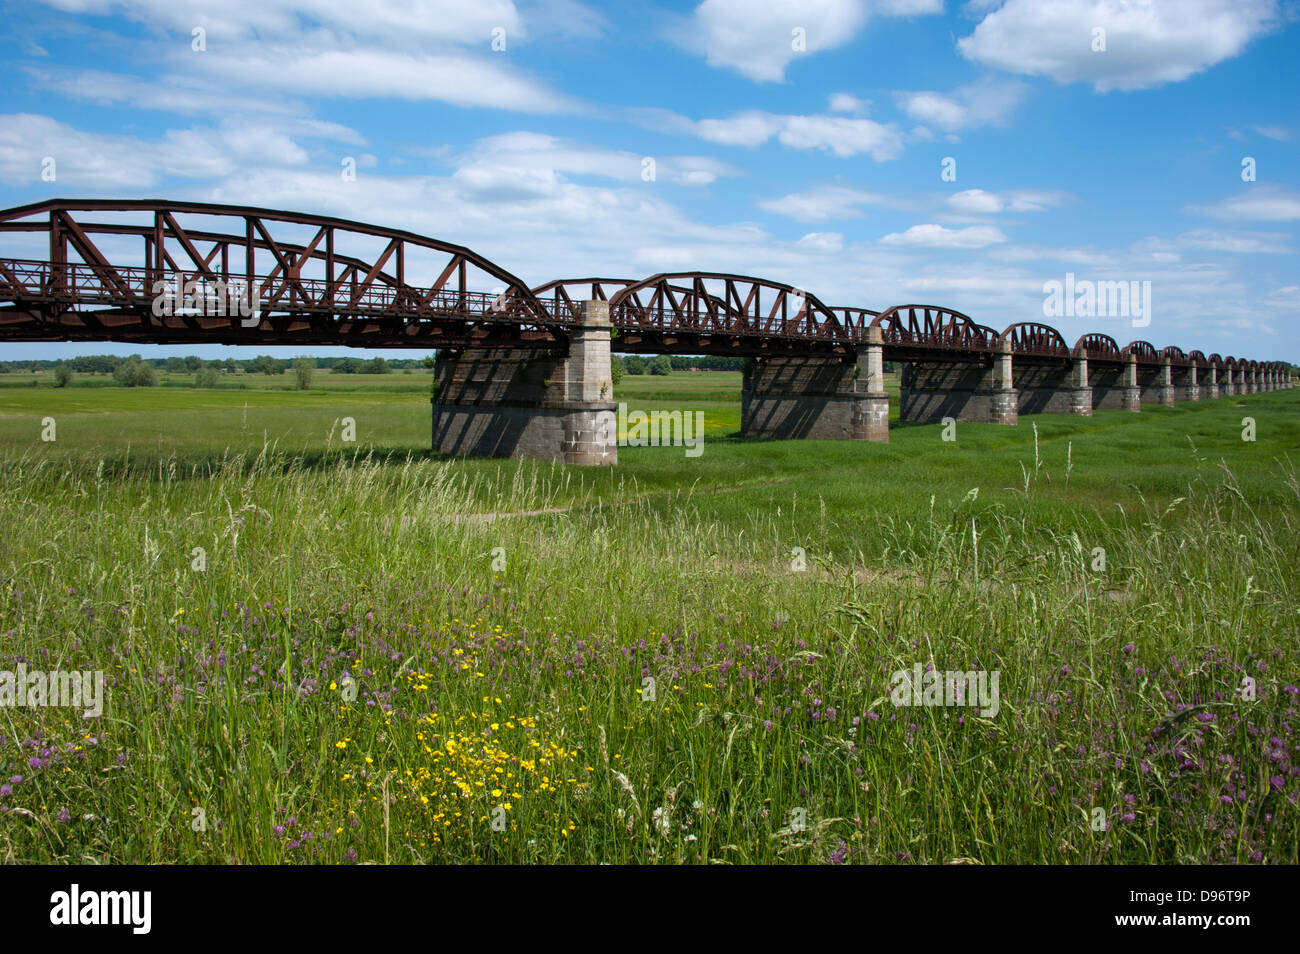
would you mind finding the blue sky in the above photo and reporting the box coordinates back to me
[0,0,1297,363]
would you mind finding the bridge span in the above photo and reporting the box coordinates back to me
[0,200,1291,464]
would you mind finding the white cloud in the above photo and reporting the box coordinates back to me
[895,77,1027,131]
[34,1,588,115]
[828,92,869,113]
[880,224,1009,248]
[796,232,844,252]
[759,186,888,222]
[672,0,942,83]
[40,0,527,45]
[948,189,1004,214]
[0,113,317,187]
[1194,187,1300,222]
[695,112,784,148]
[1176,229,1292,254]
[945,188,1067,215]
[189,47,580,114]
[958,0,1279,92]
[453,131,735,189]
[1252,125,1290,142]
[693,111,904,159]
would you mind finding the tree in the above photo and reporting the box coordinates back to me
[54,363,74,387]
[647,355,672,376]
[610,355,625,386]
[112,355,157,387]
[223,358,238,374]
[248,355,285,375]
[623,355,647,375]
[165,357,186,374]
[362,356,390,374]
[184,355,202,372]
[292,357,315,390]
[194,364,221,389]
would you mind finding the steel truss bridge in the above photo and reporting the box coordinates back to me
[0,199,1281,380]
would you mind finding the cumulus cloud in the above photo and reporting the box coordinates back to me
[895,77,1027,131]
[692,111,904,159]
[946,188,1067,214]
[671,0,942,82]
[796,232,844,252]
[957,0,1279,92]
[880,223,1009,248]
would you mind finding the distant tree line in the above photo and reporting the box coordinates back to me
[617,355,744,376]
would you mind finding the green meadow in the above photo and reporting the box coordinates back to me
[0,370,1297,864]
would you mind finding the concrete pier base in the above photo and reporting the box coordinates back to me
[432,300,617,465]
[900,340,1017,426]
[741,331,891,442]
[1203,367,1219,399]
[1174,365,1199,402]
[1015,356,1091,416]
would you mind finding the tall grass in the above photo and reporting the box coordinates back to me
[1,439,1296,864]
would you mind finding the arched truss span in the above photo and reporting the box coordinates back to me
[1161,345,1187,363]
[1123,340,1160,362]
[535,277,739,326]
[1224,355,1239,369]
[1188,350,1207,367]
[1074,332,1122,361]
[1207,353,1223,367]
[531,278,635,316]
[870,305,998,351]
[829,307,879,337]
[1001,322,1070,358]
[0,198,555,347]
[607,273,850,349]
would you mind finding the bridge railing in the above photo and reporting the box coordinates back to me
[0,258,551,322]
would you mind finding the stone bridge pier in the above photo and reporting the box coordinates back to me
[1173,363,1199,401]
[1138,358,1175,406]
[740,326,890,442]
[432,300,617,465]
[1014,356,1091,416]
[1203,365,1219,399]
[898,340,1017,426]
[1088,358,1131,410]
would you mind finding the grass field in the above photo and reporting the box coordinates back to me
[1,370,1297,864]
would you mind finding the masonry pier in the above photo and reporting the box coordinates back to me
[432,300,617,465]
[740,326,890,442]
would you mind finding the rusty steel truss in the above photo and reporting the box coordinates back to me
[0,200,1285,376]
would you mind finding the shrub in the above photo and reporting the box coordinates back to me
[112,356,157,387]
[292,357,315,390]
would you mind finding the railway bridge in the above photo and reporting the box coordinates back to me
[0,200,1290,464]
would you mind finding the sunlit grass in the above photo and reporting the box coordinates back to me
[0,386,1296,863]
